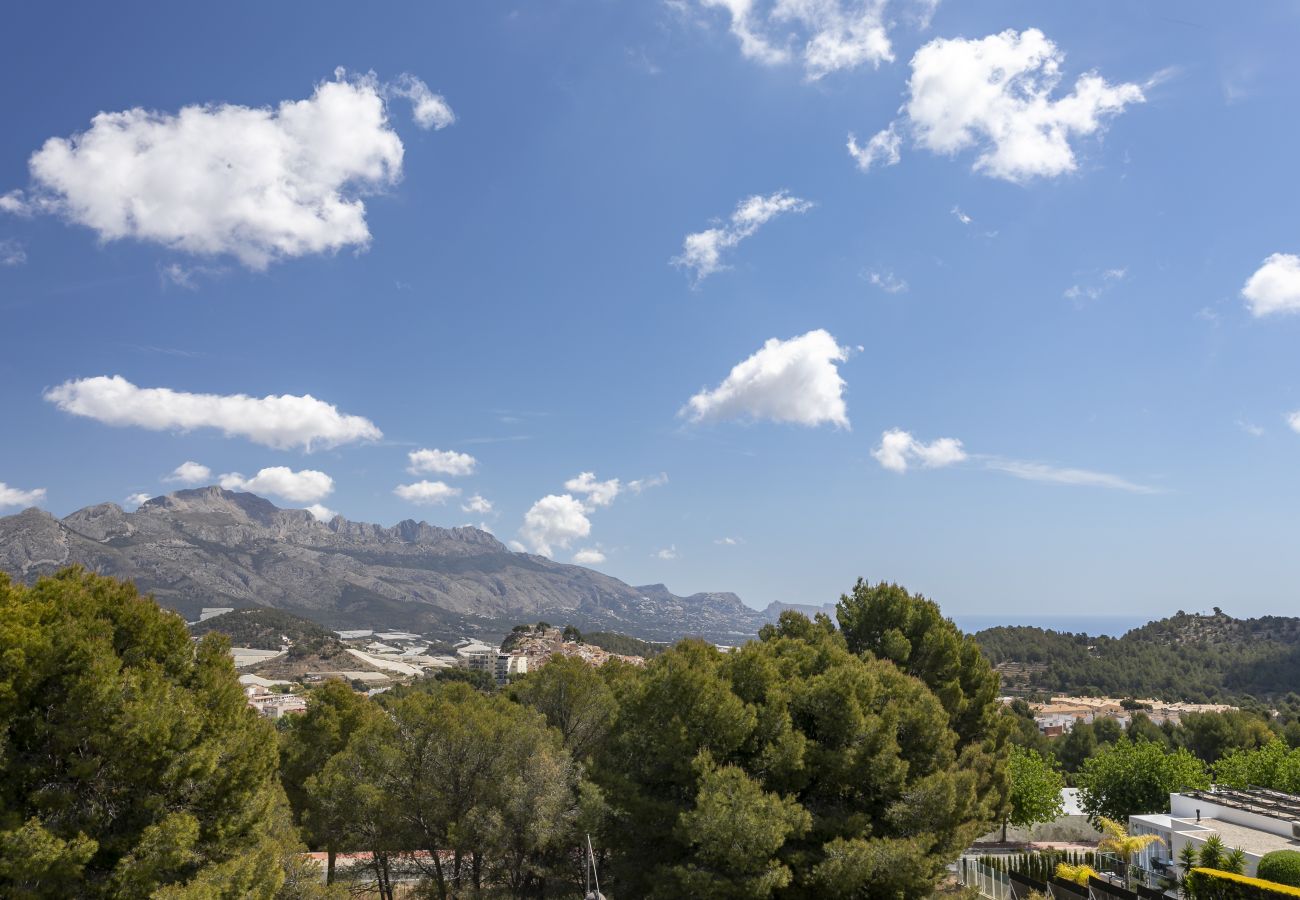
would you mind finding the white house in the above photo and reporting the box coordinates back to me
[1129,788,1300,879]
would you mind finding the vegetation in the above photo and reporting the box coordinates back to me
[1076,739,1209,824]
[1186,868,1300,900]
[1258,852,1300,889]
[975,611,1300,702]
[6,569,1014,898]
[190,607,345,658]
[582,630,665,658]
[1096,816,1164,887]
[1215,739,1300,793]
[1005,746,1066,841]
[0,568,297,897]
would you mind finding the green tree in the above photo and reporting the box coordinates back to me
[1182,711,1273,764]
[1076,739,1209,824]
[0,568,289,898]
[510,654,618,761]
[332,681,581,899]
[1097,817,1164,888]
[1004,747,1065,842]
[279,680,378,883]
[597,606,1004,899]
[1197,834,1225,871]
[1214,739,1300,794]
[1257,850,1300,888]
[1056,721,1099,772]
[836,580,1001,749]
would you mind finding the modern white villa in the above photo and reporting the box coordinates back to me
[1129,788,1300,879]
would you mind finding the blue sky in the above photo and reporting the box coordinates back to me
[3,2,1300,620]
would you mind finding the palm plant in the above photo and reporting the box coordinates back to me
[1098,817,1166,888]
[1057,862,1101,886]
[1198,835,1226,871]
[1222,848,1247,875]
[1179,843,1200,899]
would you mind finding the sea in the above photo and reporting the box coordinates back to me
[951,614,1148,638]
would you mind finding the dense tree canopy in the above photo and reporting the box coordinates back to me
[1076,739,1209,824]
[598,610,1006,899]
[1005,747,1065,840]
[0,568,291,898]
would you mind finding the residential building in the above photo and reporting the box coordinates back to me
[1130,788,1300,880]
[494,652,529,686]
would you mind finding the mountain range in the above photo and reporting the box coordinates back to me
[0,487,771,642]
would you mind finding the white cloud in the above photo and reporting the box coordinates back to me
[847,124,901,172]
[699,0,899,79]
[573,547,607,565]
[1288,412,1300,436]
[408,447,477,476]
[518,494,591,556]
[0,239,25,266]
[1064,266,1126,304]
[388,73,456,130]
[159,262,225,290]
[393,480,460,505]
[952,206,973,226]
[0,483,46,508]
[220,466,334,503]
[872,428,967,473]
[1242,253,1300,316]
[1238,420,1264,438]
[461,494,494,514]
[897,28,1144,182]
[165,460,212,484]
[683,329,850,427]
[4,70,452,269]
[564,472,622,508]
[508,540,527,552]
[305,503,338,522]
[124,492,153,509]
[715,536,744,545]
[0,191,26,215]
[628,472,669,493]
[654,545,679,560]
[44,375,381,450]
[674,190,813,283]
[867,270,907,293]
[985,458,1157,494]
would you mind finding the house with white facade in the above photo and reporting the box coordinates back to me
[1129,788,1300,880]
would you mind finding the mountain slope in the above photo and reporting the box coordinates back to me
[0,487,765,642]
[975,609,1300,702]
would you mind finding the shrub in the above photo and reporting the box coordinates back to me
[1187,868,1300,900]
[1259,853,1300,889]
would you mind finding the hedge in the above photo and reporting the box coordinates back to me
[1187,868,1300,900]
[1258,852,1300,889]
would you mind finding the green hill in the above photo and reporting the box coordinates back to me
[190,607,344,657]
[975,609,1300,702]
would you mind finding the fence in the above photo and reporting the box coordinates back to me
[958,856,1013,900]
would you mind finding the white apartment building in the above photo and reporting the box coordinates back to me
[1129,788,1300,880]
[494,652,529,685]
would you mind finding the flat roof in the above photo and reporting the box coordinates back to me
[1179,818,1300,858]
[1182,788,1300,822]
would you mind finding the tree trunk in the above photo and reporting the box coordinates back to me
[326,847,336,885]
[1002,817,1009,843]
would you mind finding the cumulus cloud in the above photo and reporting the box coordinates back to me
[1242,253,1300,316]
[573,547,606,565]
[165,460,212,484]
[461,494,494,515]
[872,428,967,473]
[124,492,153,509]
[519,494,591,556]
[1288,412,1300,436]
[0,483,46,508]
[985,458,1157,494]
[305,503,338,522]
[847,124,901,172]
[699,0,902,79]
[3,70,451,269]
[673,190,812,283]
[0,239,25,266]
[220,466,334,503]
[868,28,1144,182]
[44,375,381,450]
[682,329,850,427]
[393,480,460,505]
[408,447,477,476]
[387,73,456,130]
[654,545,679,560]
[564,472,622,508]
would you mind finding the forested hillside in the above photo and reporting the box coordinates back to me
[976,609,1300,701]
